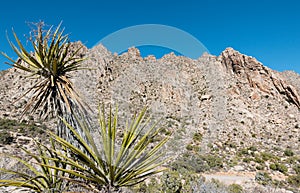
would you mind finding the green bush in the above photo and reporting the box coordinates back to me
[248,146,257,151]
[255,172,272,185]
[286,156,299,164]
[293,164,300,174]
[186,144,194,151]
[260,152,277,161]
[242,157,253,163]
[270,163,288,173]
[238,148,249,156]
[0,130,13,145]
[284,149,294,157]
[0,118,47,145]
[256,165,264,170]
[254,156,264,164]
[161,171,182,192]
[205,155,223,168]
[270,163,277,170]
[287,174,300,188]
[228,183,243,193]
[193,132,203,142]
[133,170,201,193]
[171,153,210,173]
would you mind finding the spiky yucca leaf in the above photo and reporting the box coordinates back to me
[1,22,86,119]
[0,138,72,192]
[46,105,170,192]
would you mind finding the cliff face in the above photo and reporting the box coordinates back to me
[220,47,300,108]
[0,44,300,181]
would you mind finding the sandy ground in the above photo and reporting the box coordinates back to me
[203,171,256,185]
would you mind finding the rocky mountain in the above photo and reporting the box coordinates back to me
[0,43,300,192]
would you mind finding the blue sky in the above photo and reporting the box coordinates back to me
[0,0,300,73]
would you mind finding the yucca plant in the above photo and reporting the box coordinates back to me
[0,138,73,193]
[1,22,91,142]
[1,22,87,120]
[44,105,170,193]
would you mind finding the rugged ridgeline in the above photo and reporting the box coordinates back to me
[1,43,300,189]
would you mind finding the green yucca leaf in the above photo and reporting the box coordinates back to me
[41,105,170,191]
[0,138,73,192]
[0,179,41,191]
[47,129,108,180]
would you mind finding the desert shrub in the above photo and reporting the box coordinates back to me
[248,146,257,151]
[133,171,243,193]
[192,178,228,193]
[204,154,223,169]
[242,157,253,163]
[254,156,264,164]
[293,164,300,174]
[134,178,160,193]
[286,156,299,164]
[133,170,199,193]
[256,164,265,170]
[260,152,278,161]
[161,171,182,192]
[0,118,46,145]
[171,153,210,173]
[193,132,203,142]
[270,163,288,174]
[287,174,300,188]
[269,163,277,170]
[186,144,194,151]
[255,172,272,185]
[284,149,294,157]
[0,131,13,145]
[171,152,223,173]
[228,183,243,193]
[238,148,249,156]
[136,173,234,193]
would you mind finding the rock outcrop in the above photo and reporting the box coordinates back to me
[220,47,300,108]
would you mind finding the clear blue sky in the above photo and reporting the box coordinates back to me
[0,0,300,73]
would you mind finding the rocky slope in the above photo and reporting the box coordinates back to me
[0,43,299,192]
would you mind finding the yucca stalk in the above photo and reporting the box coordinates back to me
[44,105,170,192]
[1,22,90,141]
[0,138,73,193]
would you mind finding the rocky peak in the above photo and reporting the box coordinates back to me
[68,41,88,58]
[219,47,300,108]
[120,47,142,60]
[219,47,263,74]
[89,43,113,59]
[143,55,156,62]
